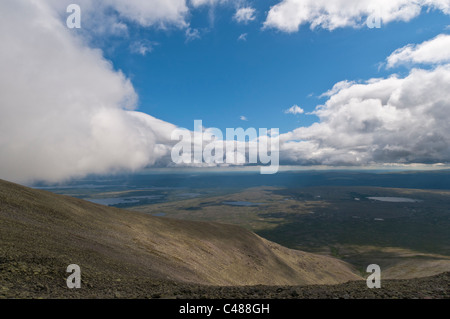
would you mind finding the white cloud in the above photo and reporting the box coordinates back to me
[190,0,221,6]
[240,116,248,121]
[234,7,256,23]
[109,0,189,28]
[238,33,248,41]
[130,40,158,56]
[190,0,232,7]
[284,105,305,115]
[386,33,450,68]
[264,0,450,32]
[0,0,176,183]
[62,0,189,29]
[280,64,450,165]
[185,27,201,42]
[44,0,191,41]
[320,80,356,98]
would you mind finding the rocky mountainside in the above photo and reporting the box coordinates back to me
[0,179,361,298]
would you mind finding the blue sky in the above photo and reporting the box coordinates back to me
[99,4,449,133]
[1,0,450,183]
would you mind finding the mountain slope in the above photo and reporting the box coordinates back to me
[0,179,360,297]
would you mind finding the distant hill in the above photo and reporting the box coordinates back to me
[0,179,360,298]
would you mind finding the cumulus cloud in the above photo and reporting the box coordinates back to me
[48,0,190,32]
[386,33,450,68]
[0,0,176,183]
[284,105,305,115]
[279,64,450,165]
[107,0,189,28]
[234,7,256,23]
[264,0,450,32]
[240,116,249,121]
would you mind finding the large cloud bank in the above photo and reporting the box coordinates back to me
[280,64,450,165]
[278,32,450,166]
[0,0,176,183]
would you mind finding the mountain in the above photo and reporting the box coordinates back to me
[0,179,360,298]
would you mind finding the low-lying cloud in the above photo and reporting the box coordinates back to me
[0,0,175,183]
[280,63,450,165]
